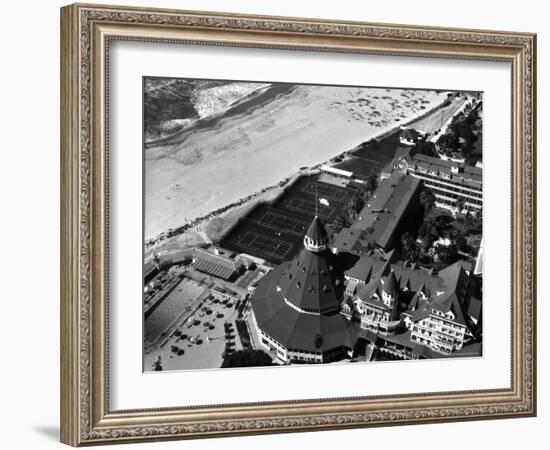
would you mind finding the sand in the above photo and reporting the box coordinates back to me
[145,86,448,240]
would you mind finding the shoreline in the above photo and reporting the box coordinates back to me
[145,84,296,150]
[145,87,451,241]
[144,100,445,249]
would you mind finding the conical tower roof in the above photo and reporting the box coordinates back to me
[277,248,341,314]
[304,216,329,253]
[306,216,327,242]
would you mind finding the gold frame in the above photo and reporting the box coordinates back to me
[60,2,537,446]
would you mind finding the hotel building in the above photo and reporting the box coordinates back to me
[384,150,483,213]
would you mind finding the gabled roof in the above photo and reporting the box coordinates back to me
[397,261,473,327]
[349,252,478,329]
[345,280,358,295]
[342,296,355,310]
[344,254,382,282]
[362,289,391,311]
[428,261,472,326]
[383,271,399,297]
[390,265,436,294]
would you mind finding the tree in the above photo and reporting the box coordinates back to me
[455,234,468,252]
[418,221,437,250]
[153,253,161,270]
[400,232,419,263]
[152,356,163,371]
[221,349,273,368]
[326,215,347,238]
[365,169,380,194]
[413,140,437,157]
[455,198,465,214]
[435,244,459,268]
[342,197,365,224]
[419,189,436,218]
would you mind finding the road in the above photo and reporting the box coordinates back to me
[408,96,467,135]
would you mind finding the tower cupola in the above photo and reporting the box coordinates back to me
[304,216,329,252]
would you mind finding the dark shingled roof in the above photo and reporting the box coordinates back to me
[351,255,476,328]
[276,248,341,313]
[344,254,384,283]
[427,261,472,326]
[383,271,399,297]
[467,296,482,323]
[251,268,355,353]
[251,216,357,354]
[332,172,421,252]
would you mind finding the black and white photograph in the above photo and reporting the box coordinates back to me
[143,77,484,372]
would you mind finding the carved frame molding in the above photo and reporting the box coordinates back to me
[60,3,536,446]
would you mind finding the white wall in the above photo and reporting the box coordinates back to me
[0,0,546,449]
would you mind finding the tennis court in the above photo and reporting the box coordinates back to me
[256,211,309,234]
[219,174,359,264]
[235,231,293,260]
[281,197,337,220]
[301,180,354,202]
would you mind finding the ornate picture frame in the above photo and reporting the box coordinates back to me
[60,3,536,446]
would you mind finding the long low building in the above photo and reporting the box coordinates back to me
[332,171,422,253]
[192,247,242,280]
[386,149,483,213]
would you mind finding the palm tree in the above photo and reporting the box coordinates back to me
[400,232,419,263]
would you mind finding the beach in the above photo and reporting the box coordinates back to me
[145,85,448,240]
